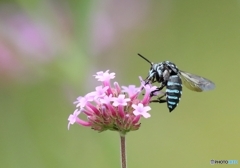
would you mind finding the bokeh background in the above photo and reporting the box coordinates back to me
[1,0,239,168]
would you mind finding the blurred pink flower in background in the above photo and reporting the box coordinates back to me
[5,14,54,61]
[0,2,73,81]
[0,40,25,79]
[88,0,150,56]
[0,5,53,61]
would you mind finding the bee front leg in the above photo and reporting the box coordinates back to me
[150,82,166,97]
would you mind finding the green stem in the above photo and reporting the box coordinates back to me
[120,134,126,168]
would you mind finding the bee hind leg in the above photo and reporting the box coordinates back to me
[151,99,167,103]
[150,94,167,104]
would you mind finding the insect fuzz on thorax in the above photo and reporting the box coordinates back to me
[148,61,179,85]
[138,53,215,112]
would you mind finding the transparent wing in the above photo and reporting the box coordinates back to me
[179,71,215,92]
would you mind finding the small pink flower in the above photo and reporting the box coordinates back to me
[122,85,139,98]
[68,109,81,130]
[75,92,95,108]
[132,103,151,118]
[85,92,96,101]
[94,70,115,82]
[114,82,121,94]
[94,85,109,99]
[68,109,92,130]
[73,96,83,105]
[139,76,146,88]
[100,94,113,104]
[142,85,158,105]
[112,94,130,107]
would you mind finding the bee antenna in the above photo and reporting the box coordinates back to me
[137,53,153,65]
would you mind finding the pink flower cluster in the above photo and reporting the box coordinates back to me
[68,70,157,134]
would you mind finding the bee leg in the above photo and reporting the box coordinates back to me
[150,82,166,97]
[151,99,167,104]
[150,93,167,103]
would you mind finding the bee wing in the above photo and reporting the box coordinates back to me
[179,71,215,92]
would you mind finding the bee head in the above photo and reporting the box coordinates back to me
[137,53,158,84]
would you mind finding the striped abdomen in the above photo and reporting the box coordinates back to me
[166,75,182,112]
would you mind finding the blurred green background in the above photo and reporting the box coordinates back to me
[0,0,239,168]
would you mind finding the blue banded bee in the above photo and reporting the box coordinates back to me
[138,53,215,112]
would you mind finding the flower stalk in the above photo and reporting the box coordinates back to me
[120,134,126,168]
